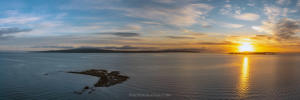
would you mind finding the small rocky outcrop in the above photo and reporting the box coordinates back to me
[68,69,129,94]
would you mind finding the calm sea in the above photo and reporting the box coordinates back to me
[1,53,300,100]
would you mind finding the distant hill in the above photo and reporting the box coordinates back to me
[39,48,203,53]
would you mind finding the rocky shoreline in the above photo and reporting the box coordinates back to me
[68,69,129,94]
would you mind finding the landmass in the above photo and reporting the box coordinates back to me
[67,69,129,94]
[38,48,202,53]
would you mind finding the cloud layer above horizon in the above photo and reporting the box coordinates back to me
[0,0,300,52]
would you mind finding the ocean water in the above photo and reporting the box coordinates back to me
[1,52,300,100]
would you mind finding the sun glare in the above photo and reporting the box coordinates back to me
[238,42,254,52]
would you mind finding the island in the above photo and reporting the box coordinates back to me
[68,69,129,94]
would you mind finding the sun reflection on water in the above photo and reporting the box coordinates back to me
[238,56,249,98]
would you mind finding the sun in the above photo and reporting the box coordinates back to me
[238,42,254,52]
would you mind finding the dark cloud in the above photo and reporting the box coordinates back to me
[198,41,237,45]
[31,45,74,49]
[0,35,14,40]
[0,27,32,39]
[99,45,156,50]
[56,45,156,50]
[250,35,274,40]
[99,32,140,37]
[273,18,300,40]
[111,32,140,37]
[166,36,195,39]
[0,27,32,34]
[256,18,300,41]
[201,24,212,28]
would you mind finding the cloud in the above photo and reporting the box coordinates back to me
[289,9,298,13]
[0,27,32,39]
[141,21,162,25]
[0,17,40,24]
[124,3,214,26]
[152,0,176,4]
[219,5,259,21]
[0,27,32,34]
[119,24,142,31]
[219,4,241,15]
[182,29,206,35]
[64,0,213,27]
[99,45,156,50]
[222,23,244,28]
[264,6,280,21]
[273,19,300,40]
[224,4,232,8]
[250,35,274,40]
[0,35,13,40]
[39,45,156,50]
[276,0,290,5]
[298,0,300,6]
[31,45,122,50]
[31,45,74,49]
[233,13,260,21]
[56,13,68,19]
[19,20,105,37]
[252,18,300,40]
[61,0,215,27]
[165,36,195,39]
[201,23,212,28]
[263,5,291,21]
[101,32,140,37]
[5,10,19,15]
[247,3,255,7]
[198,41,237,45]
[282,8,289,16]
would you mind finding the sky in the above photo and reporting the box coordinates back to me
[0,0,299,52]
